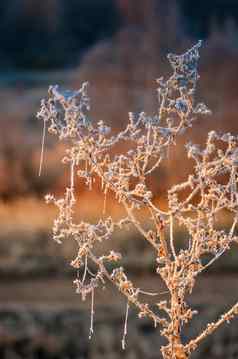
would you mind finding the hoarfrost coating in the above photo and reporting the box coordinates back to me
[37,42,238,359]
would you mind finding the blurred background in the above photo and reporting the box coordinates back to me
[0,0,238,358]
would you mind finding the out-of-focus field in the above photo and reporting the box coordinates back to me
[1,25,238,277]
[1,1,238,358]
[0,275,238,359]
[1,37,238,358]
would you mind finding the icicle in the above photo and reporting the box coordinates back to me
[89,288,95,340]
[121,301,129,350]
[103,187,108,216]
[70,160,75,190]
[38,119,47,176]
[82,255,88,285]
[170,215,176,260]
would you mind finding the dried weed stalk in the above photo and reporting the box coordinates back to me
[37,41,238,359]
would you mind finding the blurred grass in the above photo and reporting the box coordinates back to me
[0,197,237,280]
[0,0,238,280]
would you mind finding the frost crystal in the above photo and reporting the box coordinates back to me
[37,42,238,359]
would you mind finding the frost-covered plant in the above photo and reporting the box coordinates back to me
[37,41,238,359]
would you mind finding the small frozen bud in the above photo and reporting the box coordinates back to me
[45,194,54,203]
[175,99,188,113]
[194,103,211,115]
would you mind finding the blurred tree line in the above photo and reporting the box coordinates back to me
[0,0,237,70]
[0,0,120,69]
[180,0,238,37]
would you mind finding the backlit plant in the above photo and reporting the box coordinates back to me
[37,41,238,359]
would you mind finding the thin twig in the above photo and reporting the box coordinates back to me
[122,301,129,350]
[38,119,47,176]
[170,215,176,260]
[89,289,95,340]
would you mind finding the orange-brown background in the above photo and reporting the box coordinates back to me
[0,1,238,358]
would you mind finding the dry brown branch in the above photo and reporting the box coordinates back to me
[37,41,238,359]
